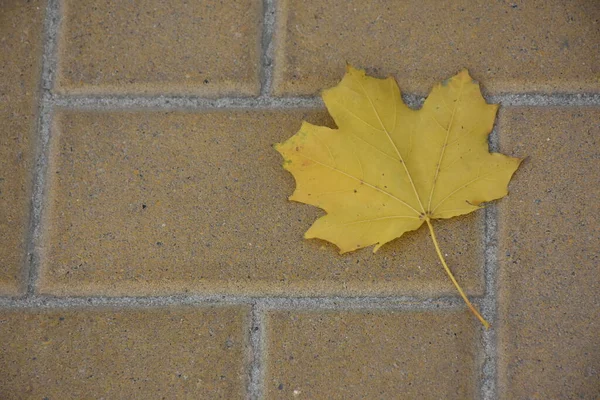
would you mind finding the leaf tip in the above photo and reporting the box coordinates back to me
[457,68,471,80]
[344,64,366,77]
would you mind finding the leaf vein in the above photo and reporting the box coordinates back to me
[295,152,420,215]
[354,76,426,214]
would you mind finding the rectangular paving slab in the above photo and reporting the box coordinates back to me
[56,0,262,96]
[0,306,249,399]
[497,107,600,398]
[0,1,45,295]
[265,309,480,399]
[39,109,484,297]
[274,0,600,96]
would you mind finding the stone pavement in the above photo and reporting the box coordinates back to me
[0,0,598,398]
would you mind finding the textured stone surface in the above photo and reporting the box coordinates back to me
[0,1,45,294]
[0,306,249,398]
[265,310,479,399]
[273,0,600,96]
[40,110,483,296]
[497,108,600,399]
[56,0,262,96]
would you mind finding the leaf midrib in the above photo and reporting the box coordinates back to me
[354,77,426,216]
[427,82,464,213]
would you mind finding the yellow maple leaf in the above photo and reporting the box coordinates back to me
[275,66,522,328]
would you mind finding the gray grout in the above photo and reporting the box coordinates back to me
[480,126,501,400]
[247,303,266,400]
[46,92,600,111]
[259,0,276,97]
[486,92,600,107]
[251,2,276,396]
[25,0,61,296]
[0,294,468,310]
[481,205,500,400]
[52,93,322,110]
[40,0,60,92]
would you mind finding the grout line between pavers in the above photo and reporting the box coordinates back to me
[480,126,501,400]
[52,93,323,110]
[248,302,266,400]
[486,93,600,107]
[259,0,276,97]
[40,0,60,93]
[25,0,61,297]
[0,294,468,310]
[46,92,600,111]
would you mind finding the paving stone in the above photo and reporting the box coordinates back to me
[0,306,249,398]
[497,107,600,398]
[0,1,45,295]
[40,110,483,296]
[56,0,262,96]
[273,0,600,96]
[265,309,480,399]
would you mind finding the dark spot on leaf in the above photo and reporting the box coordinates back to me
[354,189,357,193]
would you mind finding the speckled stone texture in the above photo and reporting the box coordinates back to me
[40,109,483,296]
[56,0,262,96]
[265,310,480,399]
[273,0,600,96]
[0,0,45,295]
[497,108,600,399]
[0,306,249,399]
[1,0,599,398]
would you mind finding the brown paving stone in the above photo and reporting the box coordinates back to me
[0,306,249,399]
[273,0,600,96]
[497,108,600,398]
[40,110,483,296]
[265,309,480,399]
[56,0,262,96]
[0,1,45,295]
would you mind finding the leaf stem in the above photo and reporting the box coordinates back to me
[425,218,490,329]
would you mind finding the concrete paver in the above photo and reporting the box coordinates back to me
[497,107,600,399]
[56,0,262,96]
[274,0,600,96]
[0,306,249,399]
[0,0,45,294]
[40,109,483,296]
[265,309,479,399]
